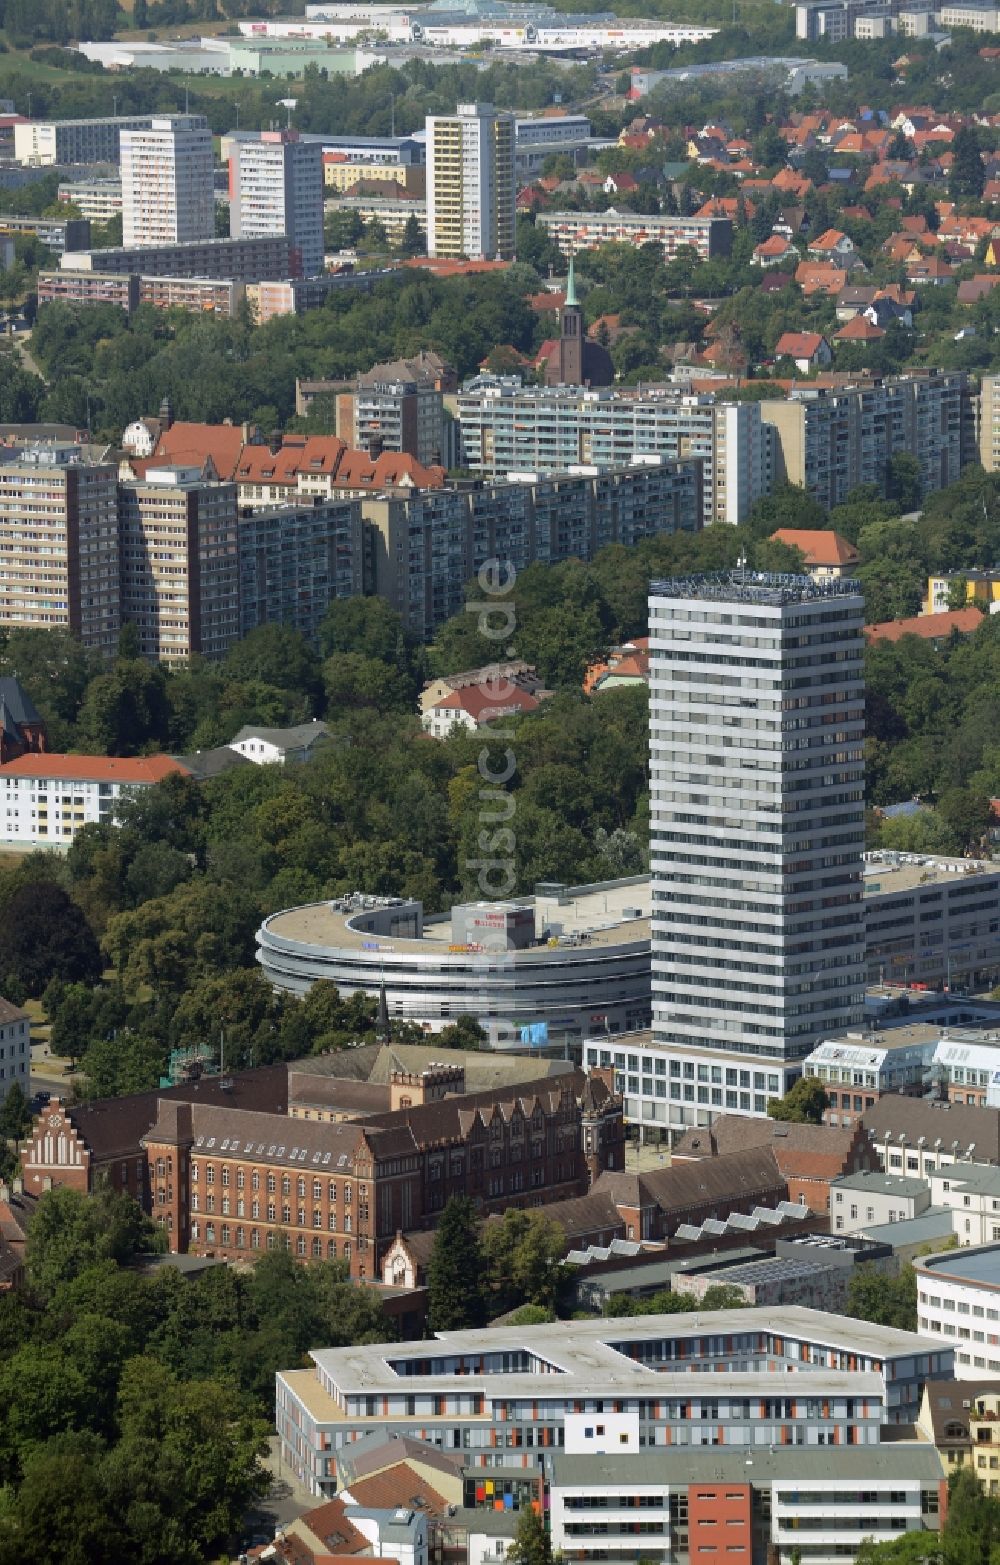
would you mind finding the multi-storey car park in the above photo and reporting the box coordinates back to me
[275,1307,953,1497]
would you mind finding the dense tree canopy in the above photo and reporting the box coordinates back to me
[428,1196,487,1331]
[0,1209,394,1565]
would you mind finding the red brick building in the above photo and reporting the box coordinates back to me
[0,677,46,765]
[588,1145,789,1242]
[143,1071,621,1279]
[21,1064,289,1203]
[23,1062,622,1282]
[670,1116,876,1215]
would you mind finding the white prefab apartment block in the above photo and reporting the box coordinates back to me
[425,103,515,260]
[120,115,215,248]
[14,115,155,166]
[0,754,188,849]
[230,130,324,279]
[648,572,866,1133]
[455,379,771,526]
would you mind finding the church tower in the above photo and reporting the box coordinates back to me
[558,255,584,386]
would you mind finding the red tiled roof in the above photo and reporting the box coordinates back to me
[433,684,543,721]
[810,227,849,249]
[234,436,445,493]
[236,436,345,484]
[153,421,248,480]
[774,330,827,358]
[336,450,445,490]
[771,528,860,567]
[400,258,508,277]
[835,315,886,340]
[0,754,190,783]
[865,607,984,642]
[755,235,793,256]
[795,262,847,295]
[345,1466,450,1516]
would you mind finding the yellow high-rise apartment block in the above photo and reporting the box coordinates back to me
[425,103,515,261]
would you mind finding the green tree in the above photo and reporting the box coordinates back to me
[0,882,101,997]
[767,1076,828,1124]
[436,1015,487,1051]
[483,1209,565,1316]
[111,1357,268,1556]
[0,1081,31,1145]
[0,1432,121,1565]
[887,452,924,512]
[222,623,322,710]
[428,1195,486,1331]
[505,1503,552,1565]
[947,576,970,612]
[26,1187,156,1300]
[398,213,425,257]
[936,787,992,855]
[951,125,985,201]
[846,1264,917,1332]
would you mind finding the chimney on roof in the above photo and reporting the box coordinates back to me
[158,395,173,431]
[368,433,384,461]
[269,431,282,455]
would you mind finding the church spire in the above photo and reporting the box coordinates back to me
[376,980,390,1044]
[565,253,577,308]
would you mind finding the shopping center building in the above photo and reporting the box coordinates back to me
[256,879,652,1047]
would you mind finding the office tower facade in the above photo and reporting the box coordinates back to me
[118,465,239,661]
[648,572,866,1128]
[425,103,515,260]
[0,447,119,649]
[120,115,214,248]
[230,130,324,279]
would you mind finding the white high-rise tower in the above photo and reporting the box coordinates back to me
[648,570,866,1126]
[230,130,324,279]
[425,102,515,261]
[120,114,214,248]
